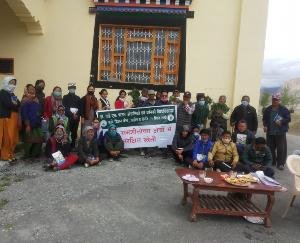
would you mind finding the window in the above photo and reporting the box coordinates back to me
[98,24,181,86]
[0,58,14,75]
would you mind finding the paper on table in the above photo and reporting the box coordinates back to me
[255,171,281,187]
[70,108,78,114]
[182,174,199,182]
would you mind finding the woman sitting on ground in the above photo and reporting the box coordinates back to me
[171,125,194,165]
[92,118,105,155]
[78,126,101,167]
[49,104,69,136]
[104,124,124,161]
[44,125,78,171]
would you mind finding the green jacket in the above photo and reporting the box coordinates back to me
[242,144,272,166]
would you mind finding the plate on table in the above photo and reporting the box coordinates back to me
[225,177,251,187]
[237,174,260,183]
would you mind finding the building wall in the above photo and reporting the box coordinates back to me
[0,0,268,109]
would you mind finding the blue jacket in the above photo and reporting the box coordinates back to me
[192,139,213,163]
[263,105,291,134]
[20,101,42,128]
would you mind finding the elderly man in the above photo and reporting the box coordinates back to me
[230,95,258,133]
[263,93,291,170]
[242,137,274,178]
[209,95,230,130]
[176,91,195,132]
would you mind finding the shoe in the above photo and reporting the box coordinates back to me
[109,158,114,162]
[84,163,90,168]
[140,151,145,156]
[277,165,284,170]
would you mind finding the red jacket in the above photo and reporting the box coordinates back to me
[115,99,125,109]
[43,96,53,119]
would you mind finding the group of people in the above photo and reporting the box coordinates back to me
[0,76,291,175]
[0,77,125,171]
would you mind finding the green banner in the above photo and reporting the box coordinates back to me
[97,105,177,129]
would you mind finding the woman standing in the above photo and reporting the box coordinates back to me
[0,76,20,161]
[80,85,99,128]
[43,86,63,119]
[98,89,111,110]
[115,90,130,109]
[20,84,44,159]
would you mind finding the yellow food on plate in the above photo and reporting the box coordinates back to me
[225,177,251,187]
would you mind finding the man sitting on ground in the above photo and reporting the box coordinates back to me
[190,129,213,170]
[231,120,255,157]
[242,137,274,178]
[171,125,194,165]
[208,130,241,172]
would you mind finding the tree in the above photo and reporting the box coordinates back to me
[259,92,271,108]
[280,85,300,109]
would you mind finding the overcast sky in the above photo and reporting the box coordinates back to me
[262,0,300,88]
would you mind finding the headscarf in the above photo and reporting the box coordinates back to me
[55,105,67,120]
[106,124,120,143]
[83,126,94,137]
[1,76,16,93]
[21,85,39,104]
[54,125,65,142]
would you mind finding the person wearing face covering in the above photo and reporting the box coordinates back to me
[44,125,78,171]
[78,126,100,167]
[104,124,124,161]
[34,79,45,114]
[230,95,258,133]
[80,85,99,127]
[192,93,209,129]
[44,86,63,119]
[49,105,69,136]
[208,130,241,172]
[20,84,43,159]
[63,82,81,148]
[0,76,20,161]
[92,118,105,155]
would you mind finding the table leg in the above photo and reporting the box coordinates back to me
[190,187,199,222]
[264,194,275,227]
[181,182,188,206]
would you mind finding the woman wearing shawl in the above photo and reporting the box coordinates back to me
[0,76,20,161]
[78,126,100,167]
[104,124,124,161]
[98,89,111,110]
[34,79,45,114]
[92,118,105,154]
[44,125,78,171]
[20,84,44,159]
[49,105,69,136]
[115,90,131,109]
[80,85,99,128]
[43,86,63,119]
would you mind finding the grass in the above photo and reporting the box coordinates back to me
[0,175,24,192]
[0,198,9,210]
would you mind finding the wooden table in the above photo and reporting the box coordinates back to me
[175,168,286,227]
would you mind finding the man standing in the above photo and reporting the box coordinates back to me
[176,91,195,132]
[63,82,81,148]
[155,90,170,106]
[263,93,291,170]
[143,90,156,107]
[192,93,209,129]
[230,95,258,133]
[209,95,230,130]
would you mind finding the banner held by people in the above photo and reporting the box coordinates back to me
[97,105,177,148]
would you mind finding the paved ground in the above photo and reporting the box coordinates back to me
[0,133,299,243]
